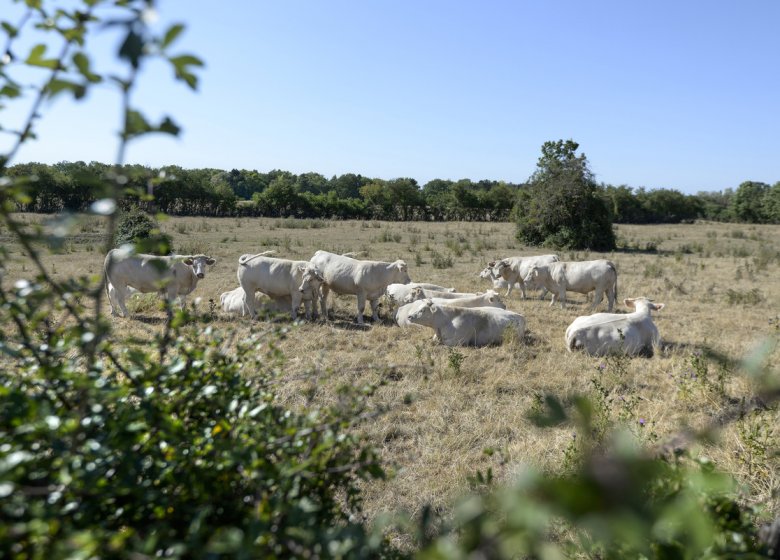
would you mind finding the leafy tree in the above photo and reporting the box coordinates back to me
[515,140,615,250]
[764,182,780,224]
[387,177,422,220]
[731,181,770,223]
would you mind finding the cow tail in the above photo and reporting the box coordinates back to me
[608,261,618,303]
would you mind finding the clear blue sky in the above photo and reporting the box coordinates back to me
[4,1,779,194]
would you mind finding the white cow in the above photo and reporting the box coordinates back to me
[237,253,324,320]
[219,287,291,317]
[104,249,216,317]
[565,297,665,356]
[310,250,411,324]
[405,300,526,347]
[386,282,455,304]
[401,287,485,304]
[489,254,559,299]
[395,299,430,327]
[525,259,618,312]
[479,266,520,292]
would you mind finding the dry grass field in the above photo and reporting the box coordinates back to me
[2,215,779,545]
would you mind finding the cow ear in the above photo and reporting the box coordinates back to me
[206,257,216,265]
[488,261,495,267]
[653,303,665,311]
[298,264,306,272]
[624,298,635,308]
[183,258,194,265]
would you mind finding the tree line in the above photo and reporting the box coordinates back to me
[4,160,780,224]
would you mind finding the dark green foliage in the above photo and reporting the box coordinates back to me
[0,288,389,558]
[115,206,172,255]
[515,140,616,250]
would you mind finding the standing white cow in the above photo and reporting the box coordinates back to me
[479,266,520,292]
[525,259,618,312]
[310,250,411,324]
[237,253,324,320]
[405,300,526,347]
[104,249,216,317]
[489,254,559,299]
[565,297,665,356]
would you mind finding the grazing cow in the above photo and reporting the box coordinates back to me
[401,287,484,304]
[565,297,665,356]
[310,250,411,324]
[386,282,455,304]
[489,254,559,299]
[237,253,324,320]
[405,300,526,347]
[525,259,618,312]
[104,248,216,317]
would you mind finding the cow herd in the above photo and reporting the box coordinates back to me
[103,247,665,357]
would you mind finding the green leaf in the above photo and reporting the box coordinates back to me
[25,43,59,69]
[72,52,101,83]
[158,116,180,136]
[118,29,144,69]
[2,21,18,39]
[161,23,184,49]
[169,53,203,90]
[45,79,86,99]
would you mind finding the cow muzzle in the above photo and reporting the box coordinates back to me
[197,273,205,279]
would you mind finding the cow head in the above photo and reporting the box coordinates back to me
[401,286,426,304]
[393,260,411,284]
[625,297,665,312]
[523,266,539,286]
[298,264,324,296]
[407,299,435,323]
[183,254,217,279]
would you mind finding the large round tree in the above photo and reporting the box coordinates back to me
[514,140,615,251]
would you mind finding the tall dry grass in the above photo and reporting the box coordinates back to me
[4,216,779,544]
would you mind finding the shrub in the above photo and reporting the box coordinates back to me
[115,206,172,255]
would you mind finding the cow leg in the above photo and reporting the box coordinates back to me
[369,297,381,322]
[591,288,604,311]
[518,279,527,300]
[114,284,131,317]
[319,284,330,320]
[303,299,313,321]
[289,292,302,321]
[558,288,567,309]
[539,287,548,301]
[242,288,258,320]
[107,283,120,316]
[355,291,367,324]
[504,283,513,298]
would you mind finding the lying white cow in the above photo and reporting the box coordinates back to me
[405,300,526,347]
[565,297,665,356]
[219,286,291,316]
[403,287,505,308]
[237,253,324,320]
[395,291,505,327]
[386,282,454,303]
[402,287,483,304]
[525,259,617,312]
[310,250,411,324]
[104,249,216,317]
[395,299,430,327]
[489,254,559,299]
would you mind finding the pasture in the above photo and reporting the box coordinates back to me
[2,215,779,544]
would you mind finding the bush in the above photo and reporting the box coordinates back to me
[514,140,616,251]
[116,206,172,255]
[0,290,390,558]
